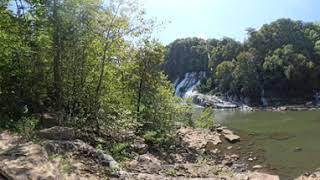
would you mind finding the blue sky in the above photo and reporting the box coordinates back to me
[141,0,320,45]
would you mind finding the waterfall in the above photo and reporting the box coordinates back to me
[174,72,251,110]
[174,72,205,98]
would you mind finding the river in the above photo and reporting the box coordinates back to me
[210,109,320,179]
[175,72,320,178]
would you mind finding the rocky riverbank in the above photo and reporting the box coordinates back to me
[192,93,320,112]
[1,126,319,179]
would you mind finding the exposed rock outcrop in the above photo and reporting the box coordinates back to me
[125,153,162,174]
[193,94,238,108]
[0,132,61,180]
[44,139,119,169]
[0,130,119,180]
[177,127,222,151]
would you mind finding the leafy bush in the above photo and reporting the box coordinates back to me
[194,108,215,129]
[109,142,130,162]
[16,116,39,139]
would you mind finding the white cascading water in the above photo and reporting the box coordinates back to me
[174,72,205,98]
[174,72,252,110]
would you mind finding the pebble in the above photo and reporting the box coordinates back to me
[294,147,302,152]
[253,165,263,169]
[231,154,239,160]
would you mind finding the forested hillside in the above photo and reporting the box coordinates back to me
[164,19,320,100]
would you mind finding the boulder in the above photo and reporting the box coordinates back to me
[44,139,119,169]
[221,129,240,143]
[38,126,79,140]
[126,154,162,174]
[0,141,61,180]
[178,127,221,151]
[131,137,148,154]
[0,132,114,180]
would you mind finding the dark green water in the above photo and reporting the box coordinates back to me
[213,110,320,179]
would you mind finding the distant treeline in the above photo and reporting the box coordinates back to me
[164,19,320,99]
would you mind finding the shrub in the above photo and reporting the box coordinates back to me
[194,108,215,129]
[15,116,39,139]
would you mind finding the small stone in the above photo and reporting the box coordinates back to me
[227,146,233,150]
[222,159,233,167]
[231,154,239,160]
[253,165,263,169]
[304,172,311,176]
[216,126,227,132]
[279,106,287,111]
[210,148,219,154]
[294,147,302,152]
[248,158,254,161]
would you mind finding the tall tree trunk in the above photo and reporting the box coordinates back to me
[52,0,63,123]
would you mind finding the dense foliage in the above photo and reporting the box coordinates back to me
[0,0,188,142]
[163,37,209,81]
[164,19,320,101]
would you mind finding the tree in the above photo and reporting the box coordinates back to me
[233,52,261,97]
[133,40,177,136]
[215,61,235,93]
[164,37,209,81]
[263,44,315,96]
[208,37,242,70]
